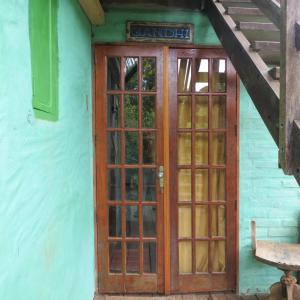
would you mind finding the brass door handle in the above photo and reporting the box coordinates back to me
[158,166,164,189]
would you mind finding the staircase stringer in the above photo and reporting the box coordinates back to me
[205,0,280,145]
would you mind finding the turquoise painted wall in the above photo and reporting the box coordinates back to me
[93,8,300,295]
[93,8,220,44]
[239,83,300,294]
[0,1,94,300]
[1,4,299,298]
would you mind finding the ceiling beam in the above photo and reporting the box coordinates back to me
[78,0,105,25]
[101,0,204,10]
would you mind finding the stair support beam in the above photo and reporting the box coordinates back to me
[205,0,280,144]
[279,0,300,175]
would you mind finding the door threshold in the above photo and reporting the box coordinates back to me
[94,292,239,300]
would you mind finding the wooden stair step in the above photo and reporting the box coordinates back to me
[251,40,280,51]
[238,22,280,45]
[251,0,281,28]
[226,7,264,15]
[269,66,280,80]
[218,0,252,2]
[237,21,279,31]
[217,0,255,8]
[260,52,280,65]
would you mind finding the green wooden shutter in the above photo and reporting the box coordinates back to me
[29,0,58,121]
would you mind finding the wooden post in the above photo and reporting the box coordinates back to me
[279,0,300,174]
[292,121,300,184]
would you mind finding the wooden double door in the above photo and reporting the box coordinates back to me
[94,45,238,295]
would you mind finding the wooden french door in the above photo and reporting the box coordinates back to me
[94,45,237,295]
[95,45,164,294]
[169,48,237,293]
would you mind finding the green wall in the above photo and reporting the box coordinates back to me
[93,8,219,44]
[239,83,300,293]
[93,8,300,295]
[0,1,94,299]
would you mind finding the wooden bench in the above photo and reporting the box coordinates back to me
[251,220,300,300]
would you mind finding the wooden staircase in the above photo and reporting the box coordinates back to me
[205,0,300,185]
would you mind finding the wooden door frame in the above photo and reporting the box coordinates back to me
[92,43,240,297]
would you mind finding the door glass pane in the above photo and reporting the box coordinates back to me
[211,133,226,165]
[107,57,120,90]
[142,95,155,128]
[195,133,208,165]
[195,59,209,92]
[212,96,226,128]
[109,242,122,273]
[125,57,138,91]
[109,206,122,237]
[125,168,138,201]
[125,132,138,164]
[124,95,138,128]
[108,169,121,201]
[178,206,192,238]
[195,96,208,129]
[142,57,156,91]
[143,132,156,164]
[178,96,192,129]
[195,169,208,202]
[126,242,139,273]
[179,241,192,273]
[196,241,208,272]
[178,169,191,202]
[143,206,156,237]
[144,242,156,273]
[195,205,208,237]
[143,168,156,202]
[211,241,226,272]
[178,133,191,165]
[126,206,139,237]
[107,132,121,164]
[211,205,226,237]
[107,95,121,128]
[178,58,192,92]
[211,169,226,201]
[212,59,226,92]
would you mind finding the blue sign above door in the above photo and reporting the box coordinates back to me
[126,21,194,43]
